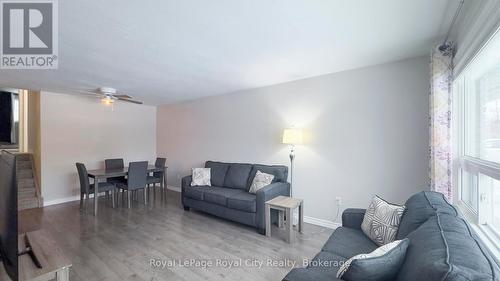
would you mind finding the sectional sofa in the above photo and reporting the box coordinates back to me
[283,191,500,281]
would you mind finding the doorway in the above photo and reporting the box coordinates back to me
[0,90,19,150]
[0,89,33,153]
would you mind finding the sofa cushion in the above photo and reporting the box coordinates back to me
[322,227,378,259]
[203,187,243,206]
[247,164,288,189]
[423,191,457,213]
[248,171,274,194]
[284,268,342,281]
[397,191,457,239]
[191,168,211,186]
[309,251,346,272]
[283,252,345,281]
[224,163,252,190]
[227,192,256,212]
[361,196,405,246]
[395,213,497,281]
[338,239,409,281]
[183,186,205,201]
[205,161,229,187]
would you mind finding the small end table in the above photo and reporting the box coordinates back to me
[265,196,304,243]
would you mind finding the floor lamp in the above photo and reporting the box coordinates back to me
[282,127,303,197]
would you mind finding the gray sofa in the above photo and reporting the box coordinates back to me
[283,191,500,281]
[182,161,290,234]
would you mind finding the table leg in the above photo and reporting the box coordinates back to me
[94,177,99,216]
[265,204,271,237]
[56,266,70,281]
[286,208,293,243]
[128,190,131,208]
[163,168,166,189]
[163,168,167,199]
[299,203,304,233]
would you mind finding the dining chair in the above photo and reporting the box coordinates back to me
[105,158,126,183]
[147,157,166,195]
[76,163,117,210]
[105,158,126,203]
[116,161,148,208]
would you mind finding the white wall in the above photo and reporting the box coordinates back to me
[157,57,429,223]
[40,92,157,204]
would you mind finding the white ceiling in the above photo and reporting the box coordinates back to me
[0,0,458,105]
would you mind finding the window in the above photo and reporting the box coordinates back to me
[479,175,500,233]
[455,27,500,245]
[461,170,478,212]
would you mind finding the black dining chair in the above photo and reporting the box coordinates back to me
[147,157,166,195]
[76,163,117,210]
[116,161,149,208]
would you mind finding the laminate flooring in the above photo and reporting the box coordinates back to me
[19,190,333,281]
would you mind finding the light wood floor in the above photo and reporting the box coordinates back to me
[19,190,333,281]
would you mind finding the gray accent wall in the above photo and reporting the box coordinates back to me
[157,57,429,222]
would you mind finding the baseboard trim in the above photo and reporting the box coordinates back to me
[44,195,80,206]
[167,185,181,192]
[304,216,340,229]
[43,192,108,207]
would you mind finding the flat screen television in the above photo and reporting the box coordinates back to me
[0,151,18,281]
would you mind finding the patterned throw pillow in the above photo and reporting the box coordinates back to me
[361,196,405,246]
[336,239,409,281]
[248,170,275,194]
[191,168,211,186]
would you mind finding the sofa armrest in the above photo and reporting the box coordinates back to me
[181,175,192,189]
[256,182,290,230]
[342,208,366,230]
[181,175,192,206]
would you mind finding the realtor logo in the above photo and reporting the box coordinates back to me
[1,0,58,69]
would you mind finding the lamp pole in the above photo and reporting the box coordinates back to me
[289,144,295,197]
[283,127,302,198]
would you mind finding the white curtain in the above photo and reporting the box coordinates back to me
[429,45,453,201]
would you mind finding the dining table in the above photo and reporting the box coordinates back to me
[87,165,167,215]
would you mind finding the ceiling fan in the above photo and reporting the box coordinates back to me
[80,87,143,105]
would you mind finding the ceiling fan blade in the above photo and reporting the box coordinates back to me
[72,89,106,98]
[117,97,143,104]
[113,94,132,99]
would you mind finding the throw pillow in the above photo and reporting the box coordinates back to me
[361,196,405,246]
[248,170,275,194]
[191,168,211,186]
[337,238,409,281]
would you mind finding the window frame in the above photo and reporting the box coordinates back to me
[453,29,500,261]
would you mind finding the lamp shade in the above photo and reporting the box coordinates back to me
[282,128,303,144]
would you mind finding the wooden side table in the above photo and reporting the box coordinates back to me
[265,196,304,243]
[20,229,72,281]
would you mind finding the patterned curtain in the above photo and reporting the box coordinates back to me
[429,45,453,201]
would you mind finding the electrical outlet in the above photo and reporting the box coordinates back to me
[335,196,342,206]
